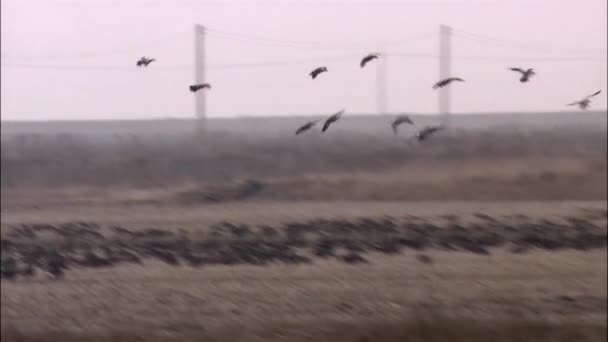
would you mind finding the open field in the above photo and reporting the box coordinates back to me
[2,113,607,341]
[1,250,607,341]
[2,112,606,189]
[1,201,607,341]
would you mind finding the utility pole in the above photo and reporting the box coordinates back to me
[194,24,206,135]
[376,52,388,114]
[439,25,452,125]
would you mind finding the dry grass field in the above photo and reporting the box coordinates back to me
[1,200,606,341]
[1,250,607,341]
[1,113,607,341]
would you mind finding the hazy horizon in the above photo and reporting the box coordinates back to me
[1,0,607,121]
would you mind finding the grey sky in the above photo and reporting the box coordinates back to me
[1,0,606,121]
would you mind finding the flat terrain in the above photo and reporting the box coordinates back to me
[1,200,607,341]
[1,113,606,341]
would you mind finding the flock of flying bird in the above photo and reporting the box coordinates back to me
[136,53,603,142]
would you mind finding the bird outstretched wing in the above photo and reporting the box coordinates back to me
[189,83,210,92]
[509,67,526,74]
[295,120,318,135]
[432,81,444,89]
[322,110,344,132]
[391,122,398,135]
[360,54,378,68]
[310,67,327,79]
[585,90,602,99]
[295,125,308,135]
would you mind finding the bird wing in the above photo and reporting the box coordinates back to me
[423,126,442,137]
[585,90,601,99]
[333,109,345,119]
[509,67,526,74]
[399,115,414,125]
[322,110,343,132]
[566,101,580,106]
[295,125,307,135]
[360,57,368,68]
[360,55,377,68]
[296,121,316,135]
[321,119,332,132]
[391,122,398,135]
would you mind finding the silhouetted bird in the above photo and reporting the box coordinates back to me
[432,77,464,89]
[509,67,535,82]
[416,125,445,141]
[0,257,17,280]
[46,252,67,279]
[567,90,602,110]
[21,263,35,278]
[341,253,367,264]
[310,66,328,79]
[416,254,433,264]
[189,83,211,92]
[391,115,414,135]
[322,109,345,132]
[136,56,155,67]
[295,119,320,135]
[360,53,379,68]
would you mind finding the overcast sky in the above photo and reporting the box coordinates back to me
[1,0,606,121]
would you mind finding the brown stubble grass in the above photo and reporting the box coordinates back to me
[1,251,607,341]
[2,157,606,210]
[1,120,607,341]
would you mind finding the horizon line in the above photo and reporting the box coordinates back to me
[2,109,607,123]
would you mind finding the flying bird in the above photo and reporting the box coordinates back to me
[189,83,211,92]
[295,119,320,135]
[509,67,536,82]
[415,125,445,141]
[391,115,414,135]
[322,109,345,132]
[567,90,602,110]
[432,77,464,89]
[310,66,328,79]
[136,57,155,67]
[360,53,379,68]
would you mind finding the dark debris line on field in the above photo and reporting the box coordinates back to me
[1,214,606,280]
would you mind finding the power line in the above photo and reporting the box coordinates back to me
[0,63,190,71]
[205,27,435,51]
[0,54,359,71]
[36,0,500,7]
[451,28,608,56]
[387,52,607,62]
[0,30,189,62]
[2,53,605,72]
